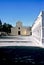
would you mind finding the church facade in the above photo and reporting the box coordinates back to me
[10,21,31,36]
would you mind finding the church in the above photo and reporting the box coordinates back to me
[10,21,31,36]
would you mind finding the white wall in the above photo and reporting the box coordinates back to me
[32,11,42,46]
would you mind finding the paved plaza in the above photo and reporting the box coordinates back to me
[0,36,36,46]
[0,36,43,47]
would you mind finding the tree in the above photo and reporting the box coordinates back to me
[7,24,12,33]
[2,23,12,34]
[0,20,2,31]
[2,23,7,32]
[0,19,12,35]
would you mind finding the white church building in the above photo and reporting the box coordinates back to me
[32,11,44,46]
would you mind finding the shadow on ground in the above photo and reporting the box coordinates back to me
[0,46,44,64]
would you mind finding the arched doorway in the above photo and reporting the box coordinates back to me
[18,31,20,35]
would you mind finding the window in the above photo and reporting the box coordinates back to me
[18,27,20,29]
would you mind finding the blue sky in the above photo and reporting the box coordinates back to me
[0,0,44,26]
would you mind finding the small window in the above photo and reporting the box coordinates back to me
[18,27,20,29]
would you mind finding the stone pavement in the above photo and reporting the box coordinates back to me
[0,36,43,47]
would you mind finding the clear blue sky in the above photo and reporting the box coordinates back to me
[0,0,44,26]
